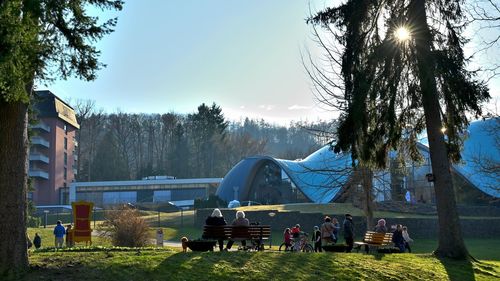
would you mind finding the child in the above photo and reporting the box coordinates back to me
[33,232,42,249]
[313,226,322,252]
[65,224,74,247]
[402,226,414,253]
[291,224,301,239]
[283,228,291,251]
[291,224,301,251]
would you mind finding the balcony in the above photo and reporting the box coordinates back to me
[29,153,50,164]
[30,122,51,132]
[31,136,50,148]
[29,170,49,179]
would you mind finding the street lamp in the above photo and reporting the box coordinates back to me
[43,210,50,228]
[168,202,183,229]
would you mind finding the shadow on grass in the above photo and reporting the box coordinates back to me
[156,251,253,280]
[437,257,475,281]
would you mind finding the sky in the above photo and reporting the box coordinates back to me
[38,0,499,125]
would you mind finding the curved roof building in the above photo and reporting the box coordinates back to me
[217,118,499,204]
[216,146,352,204]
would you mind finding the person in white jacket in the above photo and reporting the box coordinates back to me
[402,226,414,253]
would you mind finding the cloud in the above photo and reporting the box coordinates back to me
[288,104,312,110]
[258,104,275,111]
[239,105,245,109]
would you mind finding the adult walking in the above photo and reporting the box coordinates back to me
[343,214,354,253]
[320,216,335,246]
[205,208,227,251]
[331,217,340,243]
[53,220,66,248]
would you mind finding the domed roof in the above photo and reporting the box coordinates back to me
[453,118,499,198]
[216,145,352,204]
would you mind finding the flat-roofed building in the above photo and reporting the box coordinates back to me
[69,178,222,208]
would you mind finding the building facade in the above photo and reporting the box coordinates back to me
[29,90,80,205]
[216,118,499,205]
[69,178,222,208]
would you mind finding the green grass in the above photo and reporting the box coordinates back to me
[13,249,499,281]
[22,204,500,281]
[237,203,500,219]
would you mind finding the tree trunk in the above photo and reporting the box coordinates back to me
[410,0,469,259]
[0,99,29,273]
[361,167,374,230]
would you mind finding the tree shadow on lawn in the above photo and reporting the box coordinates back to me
[157,251,254,280]
[437,257,475,281]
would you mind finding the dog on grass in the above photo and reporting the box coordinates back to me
[181,237,189,252]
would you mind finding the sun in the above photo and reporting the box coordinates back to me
[395,26,411,42]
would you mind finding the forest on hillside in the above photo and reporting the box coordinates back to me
[73,101,337,181]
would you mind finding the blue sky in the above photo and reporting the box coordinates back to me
[39,0,499,125]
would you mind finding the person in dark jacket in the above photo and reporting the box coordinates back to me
[343,214,354,252]
[205,208,227,251]
[392,224,405,252]
[33,233,42,249]
[312,226,322,252]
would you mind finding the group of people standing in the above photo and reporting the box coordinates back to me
[53,220,74,248]
[309,213,354,252]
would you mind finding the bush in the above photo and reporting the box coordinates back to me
[194,194,227,209]
[27,216,41,227]
[100,207,151,247]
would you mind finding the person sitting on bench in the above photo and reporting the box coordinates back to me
[205,208,227,251]
[225,211,250,250]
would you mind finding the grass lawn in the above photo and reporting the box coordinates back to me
[21,204,499,281]
[11,249,499,281]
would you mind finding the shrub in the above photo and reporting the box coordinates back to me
[194,194,227,209]
[100,207,151,247]
[27,216,41,227]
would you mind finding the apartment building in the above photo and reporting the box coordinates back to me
[29,90,80,205]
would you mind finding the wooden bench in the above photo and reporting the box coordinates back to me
[202,225,271,250]
[354,231,393,253]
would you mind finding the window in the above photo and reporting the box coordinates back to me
[153,190,172,203]
[64,137,68,150]
[63,167,67,180]
[64,152,67,165]
[63,125,67,134]
[103,191,137,204]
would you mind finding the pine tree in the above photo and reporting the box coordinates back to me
[0,0,122,273]
[308,0,490,259]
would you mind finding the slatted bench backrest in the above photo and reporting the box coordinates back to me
[202,225,271,240]
[363,231,393,245]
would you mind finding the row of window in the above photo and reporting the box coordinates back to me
[76,188,206,205]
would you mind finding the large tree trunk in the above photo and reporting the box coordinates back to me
[0,99,29,273]
[410,0,469,259]
[361,167,374,230]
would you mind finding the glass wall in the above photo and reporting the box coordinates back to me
[103,191,137,205]
[153,190,171,203]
